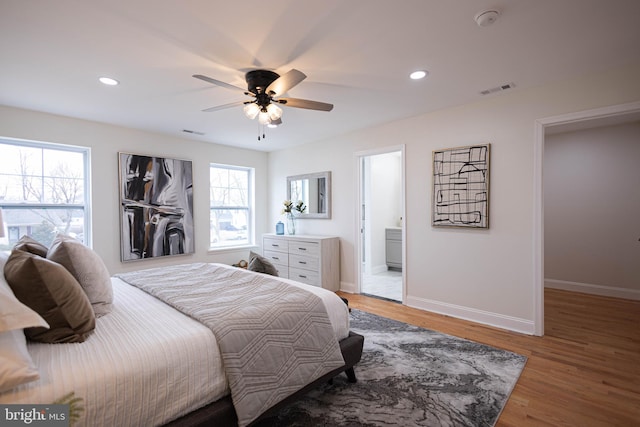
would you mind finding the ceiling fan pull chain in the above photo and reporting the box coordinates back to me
[257,122,267,141]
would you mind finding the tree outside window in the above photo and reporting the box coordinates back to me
[210,164,253,248]
[0,139,89,250]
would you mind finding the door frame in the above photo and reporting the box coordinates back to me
[354,145,406,300]
[533,100,640,336]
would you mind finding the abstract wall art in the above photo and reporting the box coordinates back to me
[432,144,490,228]
[119,153,194,261]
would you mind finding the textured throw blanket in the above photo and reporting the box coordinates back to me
[116,263,345,427]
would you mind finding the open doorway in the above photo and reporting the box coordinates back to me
[356,146,405,302]
[534,101,640,335]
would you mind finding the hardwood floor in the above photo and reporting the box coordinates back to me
[337,289,640,426]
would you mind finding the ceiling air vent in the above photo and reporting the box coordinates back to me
[479,82,515,96]
[182,129,205,136]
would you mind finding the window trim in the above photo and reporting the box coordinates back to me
[209,163,254,250]
[0,136,92,246]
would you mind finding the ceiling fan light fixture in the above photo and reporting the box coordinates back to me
[266,103,283,121]
[243,103,260,119]
[268,118,282,128]
[194,68,333,139]
[258,110,271,125]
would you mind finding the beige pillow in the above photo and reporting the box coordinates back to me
[0,253,49,392]
[4,250,95,343]
[13,235,48,258]
[47,234,113,318]
[0,329,41,392]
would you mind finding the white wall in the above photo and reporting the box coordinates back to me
[368,152,402,272]
[0,106,268,274]
[268,62,640,334]
[3,62,640,334]
[544,122,640,299]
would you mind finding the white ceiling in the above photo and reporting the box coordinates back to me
[1,0,639,152]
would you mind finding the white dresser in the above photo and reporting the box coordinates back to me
[262,234,340,291]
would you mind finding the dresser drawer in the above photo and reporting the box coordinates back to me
[289,253,319,271]
[272,263,288,279]
[263,250,288,266]
[288,267,320,287]
[288,240,320,257]
[262,234,339,291]
[263,237,288,253]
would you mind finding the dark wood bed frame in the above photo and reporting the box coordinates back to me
[165,331,364,427]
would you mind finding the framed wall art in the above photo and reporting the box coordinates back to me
[432,144,490,228]
[119,153,194,261]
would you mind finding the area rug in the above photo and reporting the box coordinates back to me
[256,309,527,427]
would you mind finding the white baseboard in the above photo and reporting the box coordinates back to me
[371,264,388,275]
[340,281,358,294]
[340,282,535,334]
[404,295,535,335]
[545,279,640,301]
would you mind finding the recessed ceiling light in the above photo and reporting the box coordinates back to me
[99,77,119,86]
[409,70,428,80]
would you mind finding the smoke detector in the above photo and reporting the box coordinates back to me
[474,10,500,27]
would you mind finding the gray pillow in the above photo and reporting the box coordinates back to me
[47,234,113,318]
[248,251,279,276]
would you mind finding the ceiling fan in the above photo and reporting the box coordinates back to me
[193,69,333,130]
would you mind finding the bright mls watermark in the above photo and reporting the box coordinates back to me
[1,405,69,426]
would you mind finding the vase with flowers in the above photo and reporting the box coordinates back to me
[282,200,306,235]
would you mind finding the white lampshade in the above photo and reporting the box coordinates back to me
[266,103,283,121]
[258,110,271,125]
[243,103,260,120]
[268,117,282,128]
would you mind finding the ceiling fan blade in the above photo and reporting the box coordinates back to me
[193,74,254,95]
[266,69,306,96]
[278,97,333,112]
[202,100,247,112]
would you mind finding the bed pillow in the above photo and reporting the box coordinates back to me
[13,235,49,258]
[4,250,95,343]
[0,329,41,393]
[0,252,49,393]
[248,251,279,276]
[1,253,49,332]
[47,234,113,318]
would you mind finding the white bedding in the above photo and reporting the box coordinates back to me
[0,268,350,427]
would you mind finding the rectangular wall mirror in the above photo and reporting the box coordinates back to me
[287,171,331,219]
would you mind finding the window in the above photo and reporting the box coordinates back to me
[0,138,90,250]
[210,164,253,248]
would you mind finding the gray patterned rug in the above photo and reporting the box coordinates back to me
[256,309,526,426]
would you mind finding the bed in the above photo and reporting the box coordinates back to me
[0,237,364,427]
